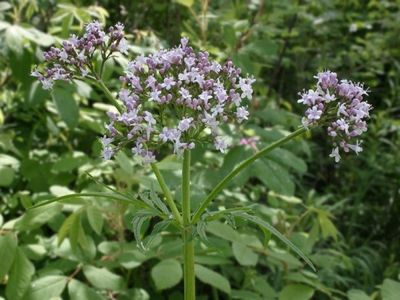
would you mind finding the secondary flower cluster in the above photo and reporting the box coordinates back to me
[31,21,128,89]
[102,37,255,163]
[298,71,372,162]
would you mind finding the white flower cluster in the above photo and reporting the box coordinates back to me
[298,71,372,162]
[102,37,255,163]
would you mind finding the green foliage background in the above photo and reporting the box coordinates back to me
[0,0,399,299]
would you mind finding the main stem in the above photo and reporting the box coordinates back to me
[182,149,195,300]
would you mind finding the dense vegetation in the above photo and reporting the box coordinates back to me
[0,0,399,299]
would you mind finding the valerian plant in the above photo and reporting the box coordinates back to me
[32,21,372,300]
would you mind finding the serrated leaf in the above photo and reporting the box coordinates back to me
[195,264,231,294]
[196,220,208,242]
[237,213,316,272]
[151,259,183,290]
[150,187,170,215]
[132,210,156,251]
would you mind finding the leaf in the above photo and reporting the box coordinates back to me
[132,209,157,251]
[0,233,18,279]
[144,219,172,248]
[254,159,295,195]
[381,279,400,300]
[25,275,67,300]
[206,220,241,243]
[279,284,315,300]
[232,242,258,266]
[15,203,62,231]
[86,206,104,235]
[174,0,194,7]
[318,212,338,241]
[31,192,142,209]
[6,248,35,300]
[195,264,231,294]
[347,289,371,300]
[150,187,170,215]
[58,211,80,246]
[52,83,79,128]
[236,213,316,272]
[68,279,106,300]
[83,265,124,291]
[0,2,12,11]
[0,166,15,187]
[151,259,183,290]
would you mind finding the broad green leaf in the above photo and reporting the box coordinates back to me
[195,264,231,294]
[52,83,79,128]
[86,206,104,235]
[151,259,183,290]
[0,166,15,186]
[236,213,316,272]
[206,221,240,243]
[347,289,371,300]
[279,284,314,300]
[68,279,106,300]
[25,275,67,300]
[232,241,258,266]
[5,25,24,52]
[15,203,62,231]
[231,290,263,300]
[6,248,35,300]
[52,152,88,173]
[381,279,400,300]
[83,265,124,291]
[0,233,17,278]
[254,159,295,195]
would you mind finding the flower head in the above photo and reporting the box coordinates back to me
[32,21,128,89]
[102,38,255,163]
[298,70,372,162]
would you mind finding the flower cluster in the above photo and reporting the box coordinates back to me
[298,71,372,162]
[31,21,128,89]
[102,37,255,163]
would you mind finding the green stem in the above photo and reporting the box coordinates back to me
[192,127,307,224]
[96,79,124,113]
[182,150,196,300]
[151,163,183,225]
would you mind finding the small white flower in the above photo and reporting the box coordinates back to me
[329,147,341,163]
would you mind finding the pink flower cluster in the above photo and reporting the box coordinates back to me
[102,38,255,163]
[298,71,372,162]
[31,21,128,89]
